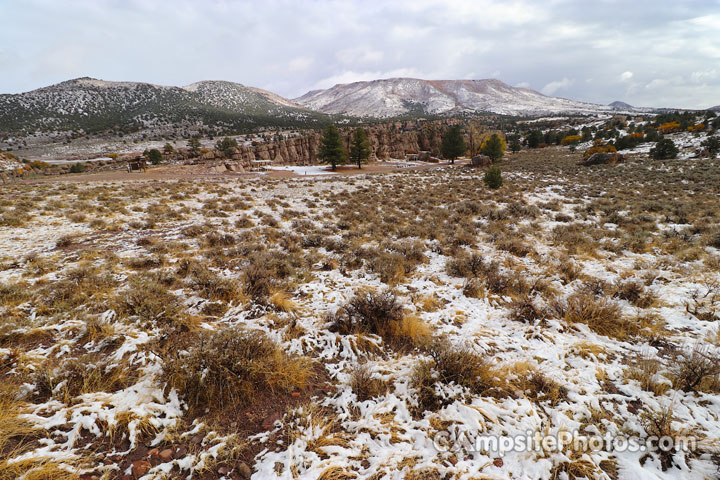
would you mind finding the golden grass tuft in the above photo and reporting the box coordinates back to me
[269,289,298,313]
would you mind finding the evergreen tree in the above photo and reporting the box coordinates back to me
[187,137,201,157]
[483,166,503,189]
[147,149,163,165]
[216,137,239,158]
[650,138,679,160]
[481,134,506,162]
[349,127,370,169]
[508,135,522,153]
[163,142,175,154]
[526,130,543,148]
[318,125,347,170]
[440,125,465,164]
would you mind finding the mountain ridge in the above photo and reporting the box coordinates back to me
[293,77,625,117]
[0,77,324,135]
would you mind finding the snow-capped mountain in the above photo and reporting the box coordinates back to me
[295,78,619,117]
[0,77,324,134]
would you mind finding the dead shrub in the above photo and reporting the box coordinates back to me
[162,327,311,411]
[329,291,404,337]
[669,343,720,392]
[349,365,388,401]
[509,295,548,324]
[614,279,657,308]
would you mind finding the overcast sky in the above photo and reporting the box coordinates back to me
[1,0,719,109]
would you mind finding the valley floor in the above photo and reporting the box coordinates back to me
[1,148,719,480]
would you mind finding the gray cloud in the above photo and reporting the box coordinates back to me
[1,0,719,109]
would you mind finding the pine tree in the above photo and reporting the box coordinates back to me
[480,134,506,162]
[349,128,370,169]
[187,137,201,157]
[483,166,503,189]
[318,125,347,170]
[216,137,239,158]
[440,125,465,164]
[147,149,163,165]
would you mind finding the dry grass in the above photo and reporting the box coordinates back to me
[348,365,389,401]
[162,327,312,411]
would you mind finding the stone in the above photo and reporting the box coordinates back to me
[147,448,159,457]
[173,445,187,459]
[159,448,174,462]
[237,462,252,479]
[217,466,230,476]
[493,458,504,467]
[131,460,151,479]
[262,412,281,430]
[471,154,492,167]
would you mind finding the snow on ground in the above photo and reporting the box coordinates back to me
[1,122,720,479]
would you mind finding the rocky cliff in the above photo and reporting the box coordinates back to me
[197,121,450,168]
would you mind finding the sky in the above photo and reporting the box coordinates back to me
[1,0,719,109]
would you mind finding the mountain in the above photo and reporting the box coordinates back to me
[609,101,633,110]
[0,77,325,135]
[294,78,616,117]
[709,105,720,112]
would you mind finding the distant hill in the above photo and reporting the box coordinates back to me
[0,77,327,135]
[294,78,618,117]
[709,105,720,112]
[609,101,633,110]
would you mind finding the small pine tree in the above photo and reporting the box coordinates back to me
[509,136,522,153]
[69,162,85,173]
[318,125,347,170]
[702,136,719,156]
[483,166,502,189]
[480,134,506,162]
[216,137,239,158]
[440,125,465,164]
[650,138,679,160]
[526,130,543,148]
[187,137,201,157]
[147,149,163,165]
[349,127,370,169]
[163,142,175,154]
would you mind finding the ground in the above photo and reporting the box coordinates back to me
[1,146,719,480]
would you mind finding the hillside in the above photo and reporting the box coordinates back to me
[0,77,326,135]
[294,78,621,117]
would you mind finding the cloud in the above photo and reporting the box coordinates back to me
[288,56,314,73]
[0,0,719,108]
[515,81,530,88]
[541,78,574,96]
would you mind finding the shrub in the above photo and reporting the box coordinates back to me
[582,144,617,159]
[560,135,582,146]
[329,291,404,337]
[163,327,311,410]
[669,344,720,392]
[349,365,388,401]
[702,136,720,156]
[650,138,678,160]
[147,149,163,165]
[69,162,85,173]
[115,276,183,327]
[483,166,502,189]
[561,293,628,339]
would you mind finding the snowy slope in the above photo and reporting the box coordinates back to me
[0,77,323,134]
[295,78,619,117]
